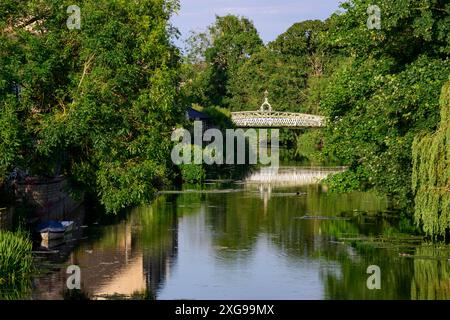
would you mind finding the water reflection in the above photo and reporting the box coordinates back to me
[29,167,450,300]
[32,198,178,300]
[411,245,450,300]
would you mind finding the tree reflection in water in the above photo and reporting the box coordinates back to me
[29,168,450,300]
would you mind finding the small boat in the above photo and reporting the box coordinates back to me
[40,237,65,250]
[36,220,75,241]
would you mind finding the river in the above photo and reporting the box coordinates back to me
[27,166,450,300]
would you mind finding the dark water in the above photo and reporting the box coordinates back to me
[25,167,450,300]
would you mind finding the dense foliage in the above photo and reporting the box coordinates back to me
[0,0,184,213]
[228,20,334,114]
[182,17,340,156]
[181,1,450,237]
[2,0,449,226]
[323,57,450,206]
[180,162,206,183]
[321,0,450,210]
[182,15,263,108]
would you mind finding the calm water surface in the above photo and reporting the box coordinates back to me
[29,167,450,300]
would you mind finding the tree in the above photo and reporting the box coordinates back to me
[412,78,450,238]
[182,15,263,108]
[227,49,307,112]
[228,20,336,113]
[320,0,450,210]
[0,0,184,213]
[326,0,449,62]
[269,20,326,57]
[226,20,341,161]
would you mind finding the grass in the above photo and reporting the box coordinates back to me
[0,229,33,286]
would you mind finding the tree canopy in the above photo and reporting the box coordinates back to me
[180,2,450,237]
[0,0,184,213]
[2,0,449,228]
[182,15,263,108]
[320,0,450,210]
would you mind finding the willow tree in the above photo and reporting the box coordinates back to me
[412,79,450,238]
[0,0,184,213]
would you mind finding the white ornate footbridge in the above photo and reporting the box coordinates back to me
[231,91,325,128]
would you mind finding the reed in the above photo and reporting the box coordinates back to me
[0,229,33,285]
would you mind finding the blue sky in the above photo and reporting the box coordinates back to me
[171,0,343,46]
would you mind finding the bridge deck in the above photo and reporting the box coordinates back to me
[231,111,325,128]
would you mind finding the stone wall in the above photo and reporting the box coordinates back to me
[14,176,83,220]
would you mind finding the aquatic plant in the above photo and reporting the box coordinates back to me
[180,163,206,183]
[0,230,33,286]
[412,79,450,238]
[411,244,450,300]
[178,145,207,184]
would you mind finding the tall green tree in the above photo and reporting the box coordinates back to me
[321,0,450,209]
[412,78,450,238]
[226,19,342,162]
[227,49,307,112]
[0,0,183,213]
[228,20,335,113]
[182,15,263,108]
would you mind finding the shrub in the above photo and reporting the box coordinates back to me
[324,166,370,193]
[180,163,206,183]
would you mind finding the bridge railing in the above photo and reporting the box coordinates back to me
[230,111,326,128]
